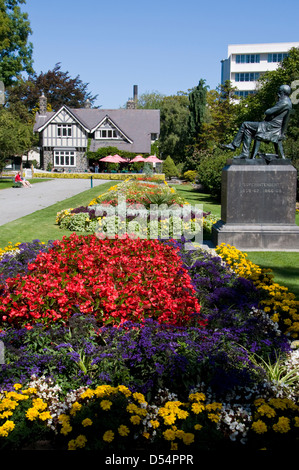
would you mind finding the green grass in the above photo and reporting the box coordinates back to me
[0,178,52,190]
[246,251,299,300]
[0,181,116,247]
[170,184,221,218]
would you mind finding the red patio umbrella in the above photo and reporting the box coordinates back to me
[130,155,145,162]
[113,154,128,162]
[99,155,119,162]
[144,155,163,162]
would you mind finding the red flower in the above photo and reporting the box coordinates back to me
[0,234,205,329]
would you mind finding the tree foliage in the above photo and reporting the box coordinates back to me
[159,93,190,163]
[0,0,33,86]
[137,91,166,109]
[7,63,98,114]
[0,108,34,171]
[188,79,208,141]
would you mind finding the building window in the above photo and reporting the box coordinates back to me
[234,90,256,98]
[54,150,76,167]
[95,128,118,139]
[235,72,260,82]
[267,53,288,63]
[236,54,260,64]
[151,133,158,141]
[57,124,72,137]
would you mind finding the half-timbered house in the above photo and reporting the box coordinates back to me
[33,90,160,172]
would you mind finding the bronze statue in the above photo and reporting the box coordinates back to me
[221,85,292,159]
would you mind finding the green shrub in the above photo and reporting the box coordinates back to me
[183,170,197,182]
[162,156,180,179]
[196,150,228,200]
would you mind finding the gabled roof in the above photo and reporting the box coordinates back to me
[34,107,160,154]
[34,105,90,133]
[34,107,160,136]
[91,115,133,144]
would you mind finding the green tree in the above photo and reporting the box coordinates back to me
[137,90,165,109]
[201,80,239,150]
[0,0,33,86]
[0,108,33,171]
[162,155,180,179]
[188,79,209,144]
[159,93,190,163]
[7,63,98,114]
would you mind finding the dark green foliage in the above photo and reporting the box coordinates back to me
[0,0,33,86]
[7,63,98,114]
[196,149,228,200]
[162,156,180,179]
[188,79,208,139]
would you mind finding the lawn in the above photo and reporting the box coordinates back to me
[0,181,116,247]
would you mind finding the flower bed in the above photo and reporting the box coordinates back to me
[33,172,165,182]
[0,235,204,329]
[56,179,215,239]
[0,184,298,452]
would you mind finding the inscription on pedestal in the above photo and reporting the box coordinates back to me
[212,162,299,250]
[221,164,297,225]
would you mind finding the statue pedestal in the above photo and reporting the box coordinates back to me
[212,159,299,250]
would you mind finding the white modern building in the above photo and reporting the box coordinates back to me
[221,42,299,98]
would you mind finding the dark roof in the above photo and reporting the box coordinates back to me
[34,107,160,154]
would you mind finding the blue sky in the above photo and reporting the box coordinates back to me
[23,0,299,109]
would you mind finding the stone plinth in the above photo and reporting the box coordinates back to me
[212,159,299,250]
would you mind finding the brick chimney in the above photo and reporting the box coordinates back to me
[84,98,91,109]
[126,85,138,109]
[39,92,47,115]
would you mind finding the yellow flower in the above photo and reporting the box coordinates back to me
[118,425,130,437]
[70,401,82,416]
[80,389,94,400]
[39,411,52,421]
[103,430,114,442]
[117,385,132,397]
[191,402,205,414]
[13,384,22,391]
[68,439,77,450]
[0,420,15,437]
[182,432,195,445]
[100,400,112,410]
[82,418,93,427]
[150,420,160,429]
[251,419,267,434]
[163,429,176,441]
[26,407,39,421]
[75,434,87,448]
[257,404,276,419]
[130,415,141,425]
[273,417,291,433]
[194,424,203,431]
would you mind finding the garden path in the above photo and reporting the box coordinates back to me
[0,178,110,226]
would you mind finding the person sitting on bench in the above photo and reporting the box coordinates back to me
[15,171,32,188]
